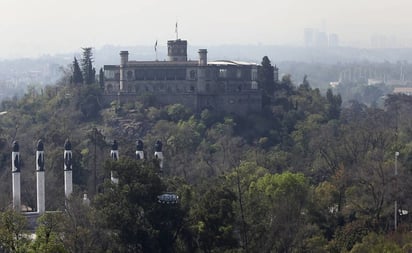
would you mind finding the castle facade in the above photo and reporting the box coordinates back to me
[103,39,266,115]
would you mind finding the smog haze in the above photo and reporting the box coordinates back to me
[1,0,411,58]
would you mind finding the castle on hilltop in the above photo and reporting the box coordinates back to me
[103,39,278,115]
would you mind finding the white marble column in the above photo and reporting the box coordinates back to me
[136,139,144,160]
[12,141,20,211]
[154,140,164,171]
[64,139,73,198]
[110,140,119,184]
[36,140,45,214]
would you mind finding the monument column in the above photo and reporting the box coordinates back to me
[110,140,119,184]
[12,141,20,211]
[64,139,73,198]
[136,139,144,160]
[36,140,45,214]
[154,140,164,172]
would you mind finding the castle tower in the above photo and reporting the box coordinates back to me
[12,141,20,211]
[119,51,129,92]
[110,140,119,184]
[167,40,187,62]
[136,139,144,160]
[64,139,73,198]
[197,49,208,93]
[198,49,207,66]
[36,140,45,214]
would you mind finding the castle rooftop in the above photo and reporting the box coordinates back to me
[208,60,258,66]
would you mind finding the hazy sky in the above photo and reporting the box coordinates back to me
[1,0,412,58]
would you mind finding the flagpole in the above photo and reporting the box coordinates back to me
[154,40,158,61]
[175,22,178,40]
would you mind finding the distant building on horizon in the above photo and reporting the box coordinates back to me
[328,33,339,48]
[304,28,339,48]
[304,28,315,48]
[103,38,278,115]
[393,87,412,95]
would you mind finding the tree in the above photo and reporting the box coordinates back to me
[96,159,186,252]
[197,117,245,176]
[81,47,96,85]
[299,75,311,91]
[248,172,310,252]
[349,233,402,253]
[71,57,83,85]
[191,185,239,252]
[225,161,269,251]
[326,89,342,120]
[0,209,29,252]
[98,68,104,89]
[80,94,101,119]
[61,196,109,253]
[166,104,191,122]
[30,213,67,253]
[258,56,275,105]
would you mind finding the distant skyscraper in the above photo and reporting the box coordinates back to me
[304,28,314,47]
[316,32,328,48]
[305,28,338,48]
[329,33,339,48]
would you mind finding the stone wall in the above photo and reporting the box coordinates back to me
[102,90,262,116]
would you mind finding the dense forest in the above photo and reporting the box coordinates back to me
[1,52,412,253]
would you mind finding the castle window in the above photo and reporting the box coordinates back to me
[251,81,258,89]
[146,70,154,80]
[251,69,258,81]
[190,86,195,92]
[166,69,174,80]
[107,84,113,93]
[219,69,227,78]
[237,69,242,79]
[206,69,211,79]
[104,70,115,79]
[127,71,133,81]
[135,69,145,80]
[176,69,186,80]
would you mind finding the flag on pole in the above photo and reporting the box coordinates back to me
[154,40,158,52]
[175,22,178,39]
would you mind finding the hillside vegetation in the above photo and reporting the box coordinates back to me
[0,55,412,252]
